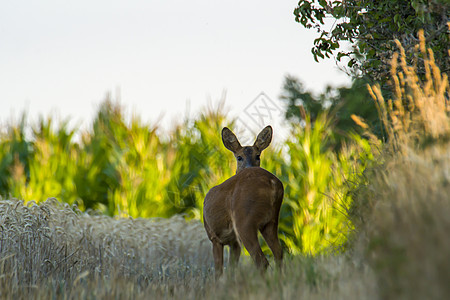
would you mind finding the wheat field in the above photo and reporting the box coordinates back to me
[0,198,213,298]
[0,198,379,299]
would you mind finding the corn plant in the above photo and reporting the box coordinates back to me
[0,98,373,255]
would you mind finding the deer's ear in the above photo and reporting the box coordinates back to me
[253,125,272,151]
[222,127,242,153]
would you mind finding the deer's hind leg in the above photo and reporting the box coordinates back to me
[229,240,241,268]
[261,221,283,269]
[234,221,268,271]
[212,240,224,279]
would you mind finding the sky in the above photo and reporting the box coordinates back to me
[0,0,351,142]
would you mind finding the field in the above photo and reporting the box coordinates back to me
[0,198,378,299]
[2,145,449,299]
[1,35,449,299]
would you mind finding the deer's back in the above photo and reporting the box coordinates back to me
[203,167,283,244]
[230,167,283,228]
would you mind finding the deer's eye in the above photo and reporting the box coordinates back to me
[237,156,243,161]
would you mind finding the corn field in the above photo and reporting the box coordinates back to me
[0,98,371,255]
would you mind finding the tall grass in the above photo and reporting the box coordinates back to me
[367,30,449,153]
[351,29,450,299]
[265,114,372,254]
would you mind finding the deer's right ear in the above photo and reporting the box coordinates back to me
[222,127,242,153]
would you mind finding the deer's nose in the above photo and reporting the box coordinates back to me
[245,160,257,168]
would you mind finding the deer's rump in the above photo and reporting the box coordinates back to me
[203,167,283,246]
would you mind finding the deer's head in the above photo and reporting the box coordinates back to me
[221,125,273,174]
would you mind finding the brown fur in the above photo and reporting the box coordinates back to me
[203,126,284,277]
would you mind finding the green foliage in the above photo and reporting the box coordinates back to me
[294,0,449,81]
[163,102,234,219]
[280,75,381,147]
[265,114,372,254]
[2,116,80,207]
[105,107,166,217]
[0,113,32,194]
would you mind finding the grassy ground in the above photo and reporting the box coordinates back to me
[351,143,450,300]
[0,198,378,299]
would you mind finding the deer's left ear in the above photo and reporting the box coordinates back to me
[253,125,272,151]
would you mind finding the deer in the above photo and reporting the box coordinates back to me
[203,125,284,278]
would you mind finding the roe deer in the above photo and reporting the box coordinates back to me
[203,125,284,277]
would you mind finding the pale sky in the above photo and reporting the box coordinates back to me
[0,0,350,141]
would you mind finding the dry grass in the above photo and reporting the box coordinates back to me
[358,145,450,300]
[0,198,377,299]
[367,30,449,153]
[0,198,213,299]
[351,30,450,299]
